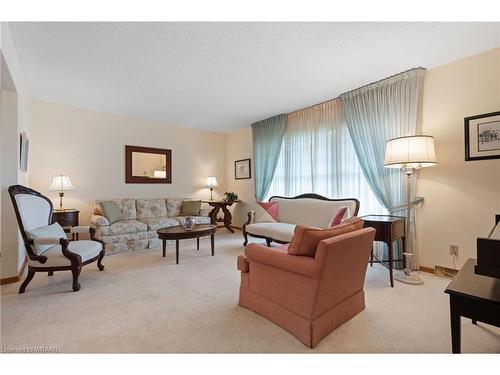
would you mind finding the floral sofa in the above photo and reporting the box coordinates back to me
[91,198,211,253]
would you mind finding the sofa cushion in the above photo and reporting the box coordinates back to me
[101,201,123,224]
[288,221,361,257]
[181,200,202,216]
[99,220,147,236]
[166,198,184,217]
[140,217,179,231]
[269,197,357,228]
[245,222,296,243]
[136,199,167,219]
[172,216,211,225]
[92,199,137,220]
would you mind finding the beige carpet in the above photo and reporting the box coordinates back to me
[1,230,499,353]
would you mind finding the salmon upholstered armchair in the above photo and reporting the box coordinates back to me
[237,227,376,348]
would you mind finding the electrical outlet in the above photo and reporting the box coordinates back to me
[449,245,459,256]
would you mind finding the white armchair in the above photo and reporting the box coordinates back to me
[8,185,105,293]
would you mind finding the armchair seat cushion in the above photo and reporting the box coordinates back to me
[29,240,102,268]
[171,216,211,225]
[245,222,296,243]
[140,217,179,231]
[98,220,147,236]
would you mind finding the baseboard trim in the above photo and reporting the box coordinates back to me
[0,256,27,285]
[418,266,434,274]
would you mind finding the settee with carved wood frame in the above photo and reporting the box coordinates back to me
[242,193,360,246]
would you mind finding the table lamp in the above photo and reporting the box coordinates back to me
[206,176,218,200]
[50,174,74,211]
[384,135,437,285]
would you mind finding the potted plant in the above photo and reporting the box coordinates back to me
[224,192,239,202]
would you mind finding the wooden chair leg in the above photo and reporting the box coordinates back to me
[48,271,54,276]
[71,265,82,292]
[19,268,35,294]
[97,250,105,271]
[265,238,272,247]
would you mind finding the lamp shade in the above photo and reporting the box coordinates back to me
[50,175,74,191]
[384,135,437,169]
[206,176,218,187]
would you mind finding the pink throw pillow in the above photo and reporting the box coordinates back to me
[255,201,279,222]
[329,206,347,227]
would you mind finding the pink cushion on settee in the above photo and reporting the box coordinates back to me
[329,206,347,226]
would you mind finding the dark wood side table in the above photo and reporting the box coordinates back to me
[202,200,241,233]
[157,224,216,264]
[444,258,500,353]
[52,209,80,240]
[361,215,406,287]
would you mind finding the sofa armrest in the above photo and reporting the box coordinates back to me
[245,243,321,279]
[91,214,110,227]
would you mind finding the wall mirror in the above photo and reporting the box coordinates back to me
[125,145,172,183]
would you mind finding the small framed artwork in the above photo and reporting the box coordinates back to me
[465,111,500,161]
[234,158,251,180]
[19,132,29,171]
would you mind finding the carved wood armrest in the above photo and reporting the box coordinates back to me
[242,211,255,232]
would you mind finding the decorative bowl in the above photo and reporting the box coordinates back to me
[180,216,196,231]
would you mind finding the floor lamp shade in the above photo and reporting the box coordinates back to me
[384,135,437,169]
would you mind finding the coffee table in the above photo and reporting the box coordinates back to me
[157,224,216,264]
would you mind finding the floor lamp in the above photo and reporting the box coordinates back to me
[384,135,437,285]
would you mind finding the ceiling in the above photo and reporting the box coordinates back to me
[8,22,500,133]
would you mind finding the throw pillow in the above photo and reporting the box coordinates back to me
[181,200,202,216]
[27,222,67,255]
[329,206,348,227]
[287,221,360,257]
[254,201,279,223]
[101,201,123,224]
[342,216,364,229]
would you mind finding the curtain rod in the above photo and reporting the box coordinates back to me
[286,67,426,116]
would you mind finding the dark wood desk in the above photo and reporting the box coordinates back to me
[202,200,241,233]
[361,215,406,287]
[444,258,500,353]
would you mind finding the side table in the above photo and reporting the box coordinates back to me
[361,215,406,287]
[52,209,80,240]
[202,200,241,233]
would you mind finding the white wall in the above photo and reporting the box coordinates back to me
[226,127,255,227]
[29,99,227,225]
[418,47,500,269]
[1,23,30,279]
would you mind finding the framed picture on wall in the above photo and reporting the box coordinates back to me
[465,111,500,161]
[234,158,251,179]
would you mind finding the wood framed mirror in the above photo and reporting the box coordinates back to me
[125,145,172,184]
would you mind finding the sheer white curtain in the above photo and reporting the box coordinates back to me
[266,99,386,217]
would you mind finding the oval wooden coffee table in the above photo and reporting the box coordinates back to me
[157,224,216,264]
